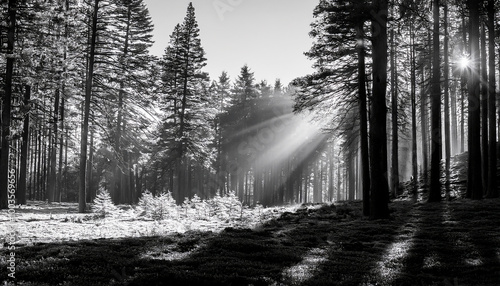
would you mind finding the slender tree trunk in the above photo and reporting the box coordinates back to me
[444,4,451,194]
[348,153,354,201]
[79,0,100,212]
[461,16,467,154]
[17,86,31,205]
[486,0,497,198]
[460,75,465,153]
[480,23,489,193]
[56,96,65,202]
[451,79,458,156]
[370,0,390,218]
[0,0,17,209]
[357,22,370,215]
[63,124,69,201]
[390,28,399,199]
[467,0,483,200]
[29,124,36,200]
[328,142,335,202]
[86,126,95,203]
[429,0,442,202]
[410,28,418,197]
[48,89,60,203]
[420,65,429,187]
[36,126,42,200]
[337,157,341,202]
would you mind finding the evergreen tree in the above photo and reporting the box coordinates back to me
[292,0,371,215]
[159,2,212,203]
[107,0,155,204]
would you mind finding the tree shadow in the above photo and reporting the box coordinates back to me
[393,199,500,286]
[1,202,412,286]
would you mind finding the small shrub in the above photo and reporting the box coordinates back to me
[92,188,119,218]
[137,191,178,220]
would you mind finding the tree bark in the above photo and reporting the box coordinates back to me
[420,64,429,187]
[79,0,100,213]
[369,0,390,219]
[410,26,418,197]
[466,0,483,200]
[357,22,370,215]
[47,89,60,203]
[486,0,497,198]
[17,86,31,205]
[390,28,399,199]
[480,23,488,193]
[443,3,451,195]
[0,0,17,209]
[429,0,442,202]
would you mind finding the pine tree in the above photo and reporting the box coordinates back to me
[294,0,371,215]
[108,0,154,204]
[92,188,119,218]
[159,2,212,203]
[222,64,258,200]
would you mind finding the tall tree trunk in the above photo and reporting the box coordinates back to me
[336,157,341,202]
[460,16,467,154]
[486,0,497,198]
[86,126,95,203]
[443,3,451,193]
[63,123,69,201]
[17,86,31,205]
[467,0,483,200]
[357,22,370,215]
[56,96,65,202]
[390,28,399,199]
[36,125,42,200]
[29,122,36,200]
[0,0,17,209]
[79,0,100,213]
[47,89,60,203]
[480,23,489,193]
[410,27,418,197]
[348,153,354,201]
[328,142,335,202]
[420,65,429,187]
[451,78,458,156]
[429,0,442,202]
[370,0,390,219]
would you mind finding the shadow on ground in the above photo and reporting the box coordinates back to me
[1,199,500,286]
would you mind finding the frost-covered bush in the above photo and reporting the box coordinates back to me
[92,188,119,218]
[182,194,208,219]
[225,191,243,218]
[138,191,178,220]
[206,191,242,220]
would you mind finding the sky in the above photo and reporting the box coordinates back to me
[143,0,317,86]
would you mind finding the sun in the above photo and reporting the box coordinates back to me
[458,56,470,69]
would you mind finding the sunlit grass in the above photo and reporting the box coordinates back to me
[282,247,328,284]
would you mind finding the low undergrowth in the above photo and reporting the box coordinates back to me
[1,198,499,285]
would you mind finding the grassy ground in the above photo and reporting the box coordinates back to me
[1,198,499,286]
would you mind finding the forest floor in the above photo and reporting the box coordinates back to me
[1,153,499,286]
[1,197,500,286]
